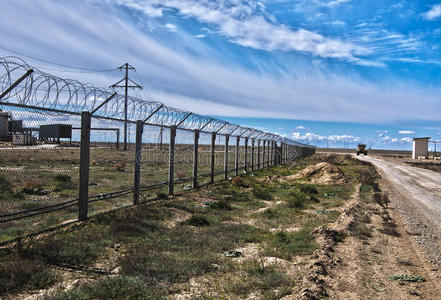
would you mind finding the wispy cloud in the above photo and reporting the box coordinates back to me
[292,131,360,144]
[398,130,415,134]
[115,0,373,65]
[422,4,441,20]
[326,0,351,7]
[165,23,177,32]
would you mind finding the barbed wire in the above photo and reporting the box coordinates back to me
[0,56,312,146]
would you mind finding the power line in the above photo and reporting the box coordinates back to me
[110,63,142,151]
[0,45,116,73]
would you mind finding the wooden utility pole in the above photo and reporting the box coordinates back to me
[110,63,142,151]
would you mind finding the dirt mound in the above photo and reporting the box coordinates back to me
[288,162,346,185]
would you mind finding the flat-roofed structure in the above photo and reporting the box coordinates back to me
[412,137,430,159]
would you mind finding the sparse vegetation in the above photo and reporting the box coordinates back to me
[23,224,110,265]
[253,187,273,200]
[1,153,391,298]
[0,257,56,295]
[264,229,316,259]
[183,215,210,226]
[21,178,45,194]
[43,276,158,300]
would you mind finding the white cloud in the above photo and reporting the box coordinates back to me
[400,137,412,143]
[292,131,360,144]
[116,0,373,65]
[2,0,441,124]
[165,23,176,32]
[326,0,350,7]
[398,130,415,134]
[195,34,206,38]
[422,4,441,20]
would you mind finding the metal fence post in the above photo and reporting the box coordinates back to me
[116,129,120,149]
[280,142,284,165]
[224,135,229,179]
[210,132,216,184]
[78,111,91,221]
[133,120,143,205]
[269,141,274,166]
[262,140,266,168]
[235,136,240,176]
[244,138,248,172]
[168,126,176,196]
[251,139,255,171]
[193,130,199,188]
[266,141,271,167]
[257,139,261,169]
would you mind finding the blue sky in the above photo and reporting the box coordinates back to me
[1,0,441,149]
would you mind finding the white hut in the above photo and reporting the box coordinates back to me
[412,137,430,159]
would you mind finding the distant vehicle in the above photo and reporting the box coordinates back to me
[357,144,368,156]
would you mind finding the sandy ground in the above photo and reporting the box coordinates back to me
[356,154,441,267]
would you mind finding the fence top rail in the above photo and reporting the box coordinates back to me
[0,56,314,147]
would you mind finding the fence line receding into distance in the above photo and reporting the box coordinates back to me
[0,56,315,245]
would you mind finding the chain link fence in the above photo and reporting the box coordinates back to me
[0,56,315,244]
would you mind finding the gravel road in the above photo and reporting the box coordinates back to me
[357,155,441,267]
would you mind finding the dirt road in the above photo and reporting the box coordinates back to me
[357,155,441,266]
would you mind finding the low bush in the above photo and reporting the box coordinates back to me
[23,225,109,265]
[253,188,273,200]
[43,276,158,300]
[156,192,168,200]
[299,185,318,195]
[357,168,378,186]
[225,191,250,202]
[53,174,71,182]
[287,192,309,209]
[183,215,210,226]
[209,199,232,210]
[231,177,248,188]
[21,179,44,193]
[0,257,56,295]
[114,162,126,172]
[265,229,316,259]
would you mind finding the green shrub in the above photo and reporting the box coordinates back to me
[227,259,289,296]
[209,199,232,210]
[299,185,318,195]
[43,276,159,300]
[287,192,309,209]
[253,188,273,200]
[23,225,109,265]
[156,192,168,200]
[0,257,56,295]
[53,174,71,182]
[265,229,316,259]
[183,215,210,226]
[225,191,250,202]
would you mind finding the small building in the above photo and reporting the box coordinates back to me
[39,124,72,143]
[0,112,9,140]
[12,134,34,146]
[412,137,430,159]
[8,120,23,133]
